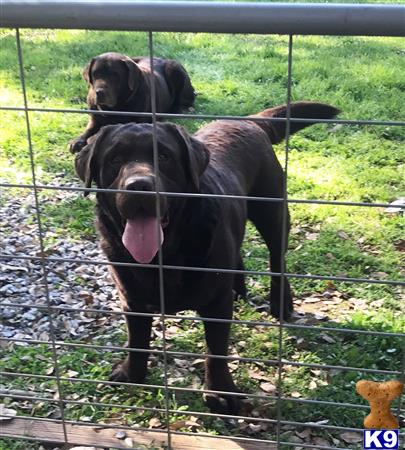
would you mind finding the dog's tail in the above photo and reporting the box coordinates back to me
[249,101,340,144]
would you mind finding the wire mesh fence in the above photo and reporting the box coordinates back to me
[1,2,405,450]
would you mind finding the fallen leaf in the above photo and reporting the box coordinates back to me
[79,415,92,422]
[314,312,328,321]
[303,297,321,304]
[248,423,262,433]
[309,380,317,390]
[148,417,162,428]
[248,369,273,382]
[192,358,205,367]
[319,333,336,344]
[340,431,362,443]
[260,382,277,393]
[66,370,79,377]
[295,428,311,439]
[313,436,330,446]
[170,418,201,431]
[45,366,55,375]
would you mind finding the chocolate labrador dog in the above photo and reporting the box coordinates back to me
[70,52,195,153]
[75,101,339,413]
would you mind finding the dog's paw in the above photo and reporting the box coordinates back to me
[110,365,131,383]
[204,392,241,416]
[109,358,146,384]
[270,300,293,321]
[69,138,87,154]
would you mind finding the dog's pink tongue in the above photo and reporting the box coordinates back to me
[122,216,163,264]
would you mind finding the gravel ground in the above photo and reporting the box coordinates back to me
[0,183,123,345]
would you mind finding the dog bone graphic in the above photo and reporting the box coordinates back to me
[356,379,404,429]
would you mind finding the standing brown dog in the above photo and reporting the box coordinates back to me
[75,101,339,414]
[70,52,195,153]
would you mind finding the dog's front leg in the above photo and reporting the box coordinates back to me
[69,114,102,153]
[110,312,152,384]
[198,295,241,415]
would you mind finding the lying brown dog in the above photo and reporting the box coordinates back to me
[75,101,339,413]
[70,52,195,153]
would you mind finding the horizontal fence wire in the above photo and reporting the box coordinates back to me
[1,403,404,436]
[3,337,403,376]
[2,105,405,127]
[1,371,402,418]
[3,181,405,210]
[2,301,404,338]
[1,253,404,286]
[1,3,405,449]
[0,376,385,412]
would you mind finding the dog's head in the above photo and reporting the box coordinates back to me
[83,52,142,109]
[75,122,209,263]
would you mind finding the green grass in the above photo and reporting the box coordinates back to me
[1,27,404,448]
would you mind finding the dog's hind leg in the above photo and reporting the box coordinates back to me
[247,200,293,321]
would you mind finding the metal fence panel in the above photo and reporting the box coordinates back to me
[0,2,404,449]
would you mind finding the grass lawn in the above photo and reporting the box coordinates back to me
[0,25,404,450]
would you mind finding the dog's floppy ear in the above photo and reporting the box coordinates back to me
[82,57,96,84]
[122,58,142,93]
[74,127,110,196]
[167,124,210,192]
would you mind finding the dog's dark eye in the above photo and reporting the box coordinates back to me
[158,152,170,162]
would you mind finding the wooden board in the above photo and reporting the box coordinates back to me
[1,418,276,449]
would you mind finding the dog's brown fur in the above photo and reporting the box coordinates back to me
[75,101,339,413]
[70,52,195,153]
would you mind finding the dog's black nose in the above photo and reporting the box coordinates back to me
[125,177,155,192]
[95,88,105,101]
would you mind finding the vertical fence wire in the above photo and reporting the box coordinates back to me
[14,28,69,444]
[275,34,294,448]
[148,30,173,449]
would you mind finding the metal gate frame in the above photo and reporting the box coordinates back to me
[1,2,405,449]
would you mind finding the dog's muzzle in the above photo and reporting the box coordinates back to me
[117,175,169,264]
